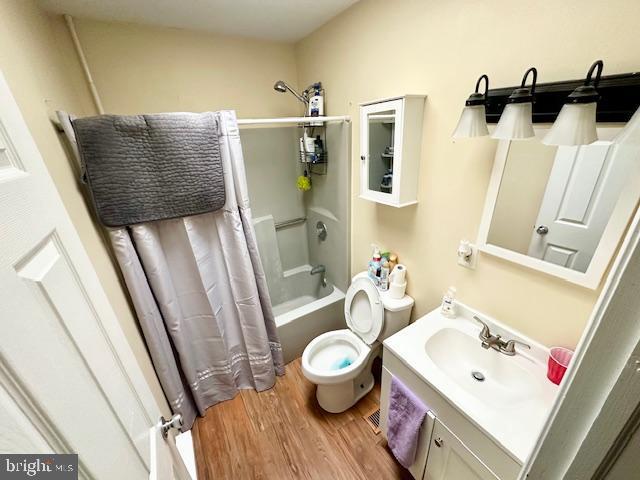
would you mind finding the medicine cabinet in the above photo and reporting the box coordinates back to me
[359,95,426,207]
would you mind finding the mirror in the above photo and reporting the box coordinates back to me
[367,109,395,194]
[478,128,640,288]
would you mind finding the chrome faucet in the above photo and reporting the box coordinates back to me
[310,264,327,288]
[473,316,531,356]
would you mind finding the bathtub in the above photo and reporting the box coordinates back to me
[271,265,346,364]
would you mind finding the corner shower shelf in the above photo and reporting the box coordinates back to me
[299,151,328,164]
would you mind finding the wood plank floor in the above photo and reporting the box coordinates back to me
[192,358,412,479]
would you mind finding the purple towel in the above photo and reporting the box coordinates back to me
[387,376,429,468]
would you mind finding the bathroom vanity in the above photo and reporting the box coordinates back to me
[380,304,558,480]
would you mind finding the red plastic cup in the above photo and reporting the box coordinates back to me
[547,347,573,385]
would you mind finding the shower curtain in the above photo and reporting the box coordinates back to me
[61,110,284,430]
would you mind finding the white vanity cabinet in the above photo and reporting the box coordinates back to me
[380,352,522,480]
[359,95,425,207]
[425,419,498,480]
[379,305,555,480]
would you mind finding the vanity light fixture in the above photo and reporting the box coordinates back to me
[452,74,490,139]
[543,60,604,146]
[491,67,538,140]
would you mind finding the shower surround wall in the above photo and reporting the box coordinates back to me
[305,122,351,293]
[241,127,308,282]
[241,122,350,362]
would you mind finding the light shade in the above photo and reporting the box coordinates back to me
[542,102,597,146]
[613,106,640,146]
[452,105,489,138]
[491,102,535,140]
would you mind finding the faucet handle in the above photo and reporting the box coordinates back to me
[501,339,531,355]
[472,316,491,339]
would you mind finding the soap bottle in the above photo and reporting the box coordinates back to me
[379,260,390,291]
[368,247,382,286]
[308,83,324,117]
[441,286,457,318]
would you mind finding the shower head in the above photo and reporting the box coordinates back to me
[273,80,308,104]
[274,80,288,93]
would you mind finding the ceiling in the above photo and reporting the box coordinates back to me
[38,0,358,42]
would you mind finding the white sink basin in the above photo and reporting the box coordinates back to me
[383,303,558,464]
[425,327,544,408]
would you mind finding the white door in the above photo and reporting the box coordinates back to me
[528,142,633,272]
[0,70,190,479]
[423,419,498,480]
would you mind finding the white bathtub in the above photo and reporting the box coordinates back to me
[271,265,346,364]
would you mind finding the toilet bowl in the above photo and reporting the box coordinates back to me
[302,273,413,413]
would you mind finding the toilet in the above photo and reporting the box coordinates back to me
[301,273,414,413]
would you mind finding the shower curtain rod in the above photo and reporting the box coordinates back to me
[237,115,350,125]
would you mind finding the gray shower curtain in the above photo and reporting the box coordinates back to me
[61,110,284,430]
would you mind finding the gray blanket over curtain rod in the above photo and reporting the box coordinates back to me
[71,112,227,227]
[58,109,284,430]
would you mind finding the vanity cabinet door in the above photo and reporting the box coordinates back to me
[424,419,499,480]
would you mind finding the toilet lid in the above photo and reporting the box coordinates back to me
[344,277,384,345]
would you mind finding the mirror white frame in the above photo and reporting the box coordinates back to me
[477,127,640,289]
[360,99,404,205]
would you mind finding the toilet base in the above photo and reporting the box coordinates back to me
[315,346,379,413]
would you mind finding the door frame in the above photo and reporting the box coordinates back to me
[519,176,640,478]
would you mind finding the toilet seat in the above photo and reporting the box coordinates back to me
[301,329,371,385]
[344,277,384,345]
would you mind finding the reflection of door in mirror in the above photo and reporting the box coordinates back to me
[527,142,633,272]
[487,137,636,274]
[368,110,395,194]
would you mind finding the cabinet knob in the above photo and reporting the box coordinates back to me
[434,437,444,448]
[360,155,366,161]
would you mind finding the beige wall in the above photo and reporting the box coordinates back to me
[295,0,640,348]
[72,18,301,117]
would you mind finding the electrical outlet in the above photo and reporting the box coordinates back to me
[457,240,478,269]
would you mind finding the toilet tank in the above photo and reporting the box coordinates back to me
[379,291,414,340]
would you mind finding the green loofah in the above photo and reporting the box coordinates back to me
[297,175,311,191]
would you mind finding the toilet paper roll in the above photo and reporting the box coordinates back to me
[390,264,407,284]
[388,281,407,300]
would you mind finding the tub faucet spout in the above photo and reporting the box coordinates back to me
[310,265,327,288]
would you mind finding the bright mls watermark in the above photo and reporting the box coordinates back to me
[0,455,77,480]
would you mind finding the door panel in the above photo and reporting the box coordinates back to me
[424,419,498,480]
[528,142,633,273]
[556,146,607,223]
